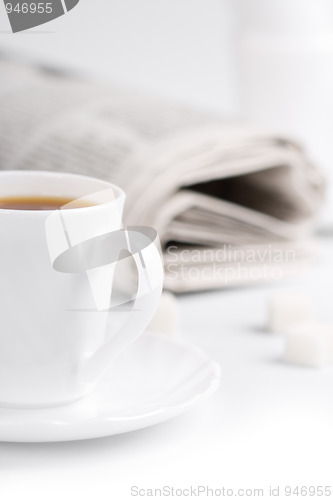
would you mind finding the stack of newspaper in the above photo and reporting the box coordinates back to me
[0,56,325,292]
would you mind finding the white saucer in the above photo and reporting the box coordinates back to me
[0,334,220,442]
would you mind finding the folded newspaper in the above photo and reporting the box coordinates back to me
[0,57,325,292]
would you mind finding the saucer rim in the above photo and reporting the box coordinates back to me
[0,333,221,442]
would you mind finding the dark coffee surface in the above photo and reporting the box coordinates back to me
[0,196,94,210]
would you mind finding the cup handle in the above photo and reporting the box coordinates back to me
[83,226,164,384]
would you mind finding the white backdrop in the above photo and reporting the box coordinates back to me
[0,0,238,115]
[0,0,332,225]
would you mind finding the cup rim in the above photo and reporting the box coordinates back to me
[0,170,126,214]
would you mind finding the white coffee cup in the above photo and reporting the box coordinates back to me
[0,170,164,408]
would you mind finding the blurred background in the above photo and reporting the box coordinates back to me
[1,0,333,227]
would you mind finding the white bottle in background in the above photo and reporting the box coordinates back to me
[234,0,333,227]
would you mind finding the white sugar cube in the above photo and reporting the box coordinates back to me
[147,291,180,337]
[285,323,333,368]
[268,292,313,334]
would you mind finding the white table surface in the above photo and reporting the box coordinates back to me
[1,236,333,500]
